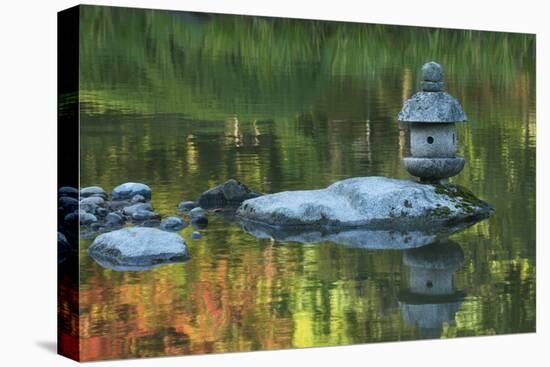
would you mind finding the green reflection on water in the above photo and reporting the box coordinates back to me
[74,5,535,361]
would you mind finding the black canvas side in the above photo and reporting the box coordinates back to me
[57,5,80,362]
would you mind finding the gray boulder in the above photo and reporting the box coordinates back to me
[108,200,131,211]
[112,182,151,201]
[106,212,124,226]
[79,211,98,225]
[80,186,107,199]
[123,203,153,217]
[132,210,160,221]
[197,179,261,209]
[160,216,187,231]
[237,177,492,230]
[80,196,105,206]
[88,227,191,270]
[80,196,106,213]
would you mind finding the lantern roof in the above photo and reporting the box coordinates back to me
[403,241,464,270]
[398,62,467,124]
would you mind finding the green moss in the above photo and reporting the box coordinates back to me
[431,206,451,217]
[433,184,483,206]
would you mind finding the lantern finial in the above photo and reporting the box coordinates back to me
[421,61,444,92]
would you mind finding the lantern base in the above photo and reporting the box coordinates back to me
[404,157,465,182]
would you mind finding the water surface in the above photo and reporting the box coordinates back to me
[73,6,535,361]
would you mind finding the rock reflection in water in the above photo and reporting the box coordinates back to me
[239,217,479,250]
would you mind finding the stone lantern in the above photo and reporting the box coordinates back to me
[398,62,467,183]
[398,240,465,339]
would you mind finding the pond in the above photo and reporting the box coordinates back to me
[70,6,535,361]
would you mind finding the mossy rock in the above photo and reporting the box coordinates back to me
[237,177,493,231]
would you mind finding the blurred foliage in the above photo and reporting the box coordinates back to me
[77,5,535,120]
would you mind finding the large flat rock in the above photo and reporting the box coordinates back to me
[88,227,190,270]
[236,177,492,230]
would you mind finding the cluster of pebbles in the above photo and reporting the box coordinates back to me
[58,182,210,241]
[58,179,261,266]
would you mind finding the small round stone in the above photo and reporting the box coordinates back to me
[106,212,124,226]
[190,231,203,240]
[95,207,109,217]
[59,186,79,198]
[177,201,197,212]
[90,222,103,232]
[64,212,79,227]
[422,61,443,82]
[79,212,98,225]
[132,210,160,221]
[189,207,206,218]
[191,215,208,229]
[141,219,161,227]
[160,216,187,231]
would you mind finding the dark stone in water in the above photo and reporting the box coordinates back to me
[197,179,261,209]
[80,186,108,199]
[190,231,203,240]
[132,210,160,221]
[80,196,106,213]
[59,196,79,213]
[177,201,197,212]
[63,212,79,227]
[160,216,187,231]
[123,203,153,216]
[90,222,103,232]
[58,232,72,264]
[189,207,206,218]
[79,212,98,225]
[191,215,208,229]
[95,207,109,217]
[106,212,124,226]
[108,200,132,211]
[59,186,78,198]
[140,219,161,227]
